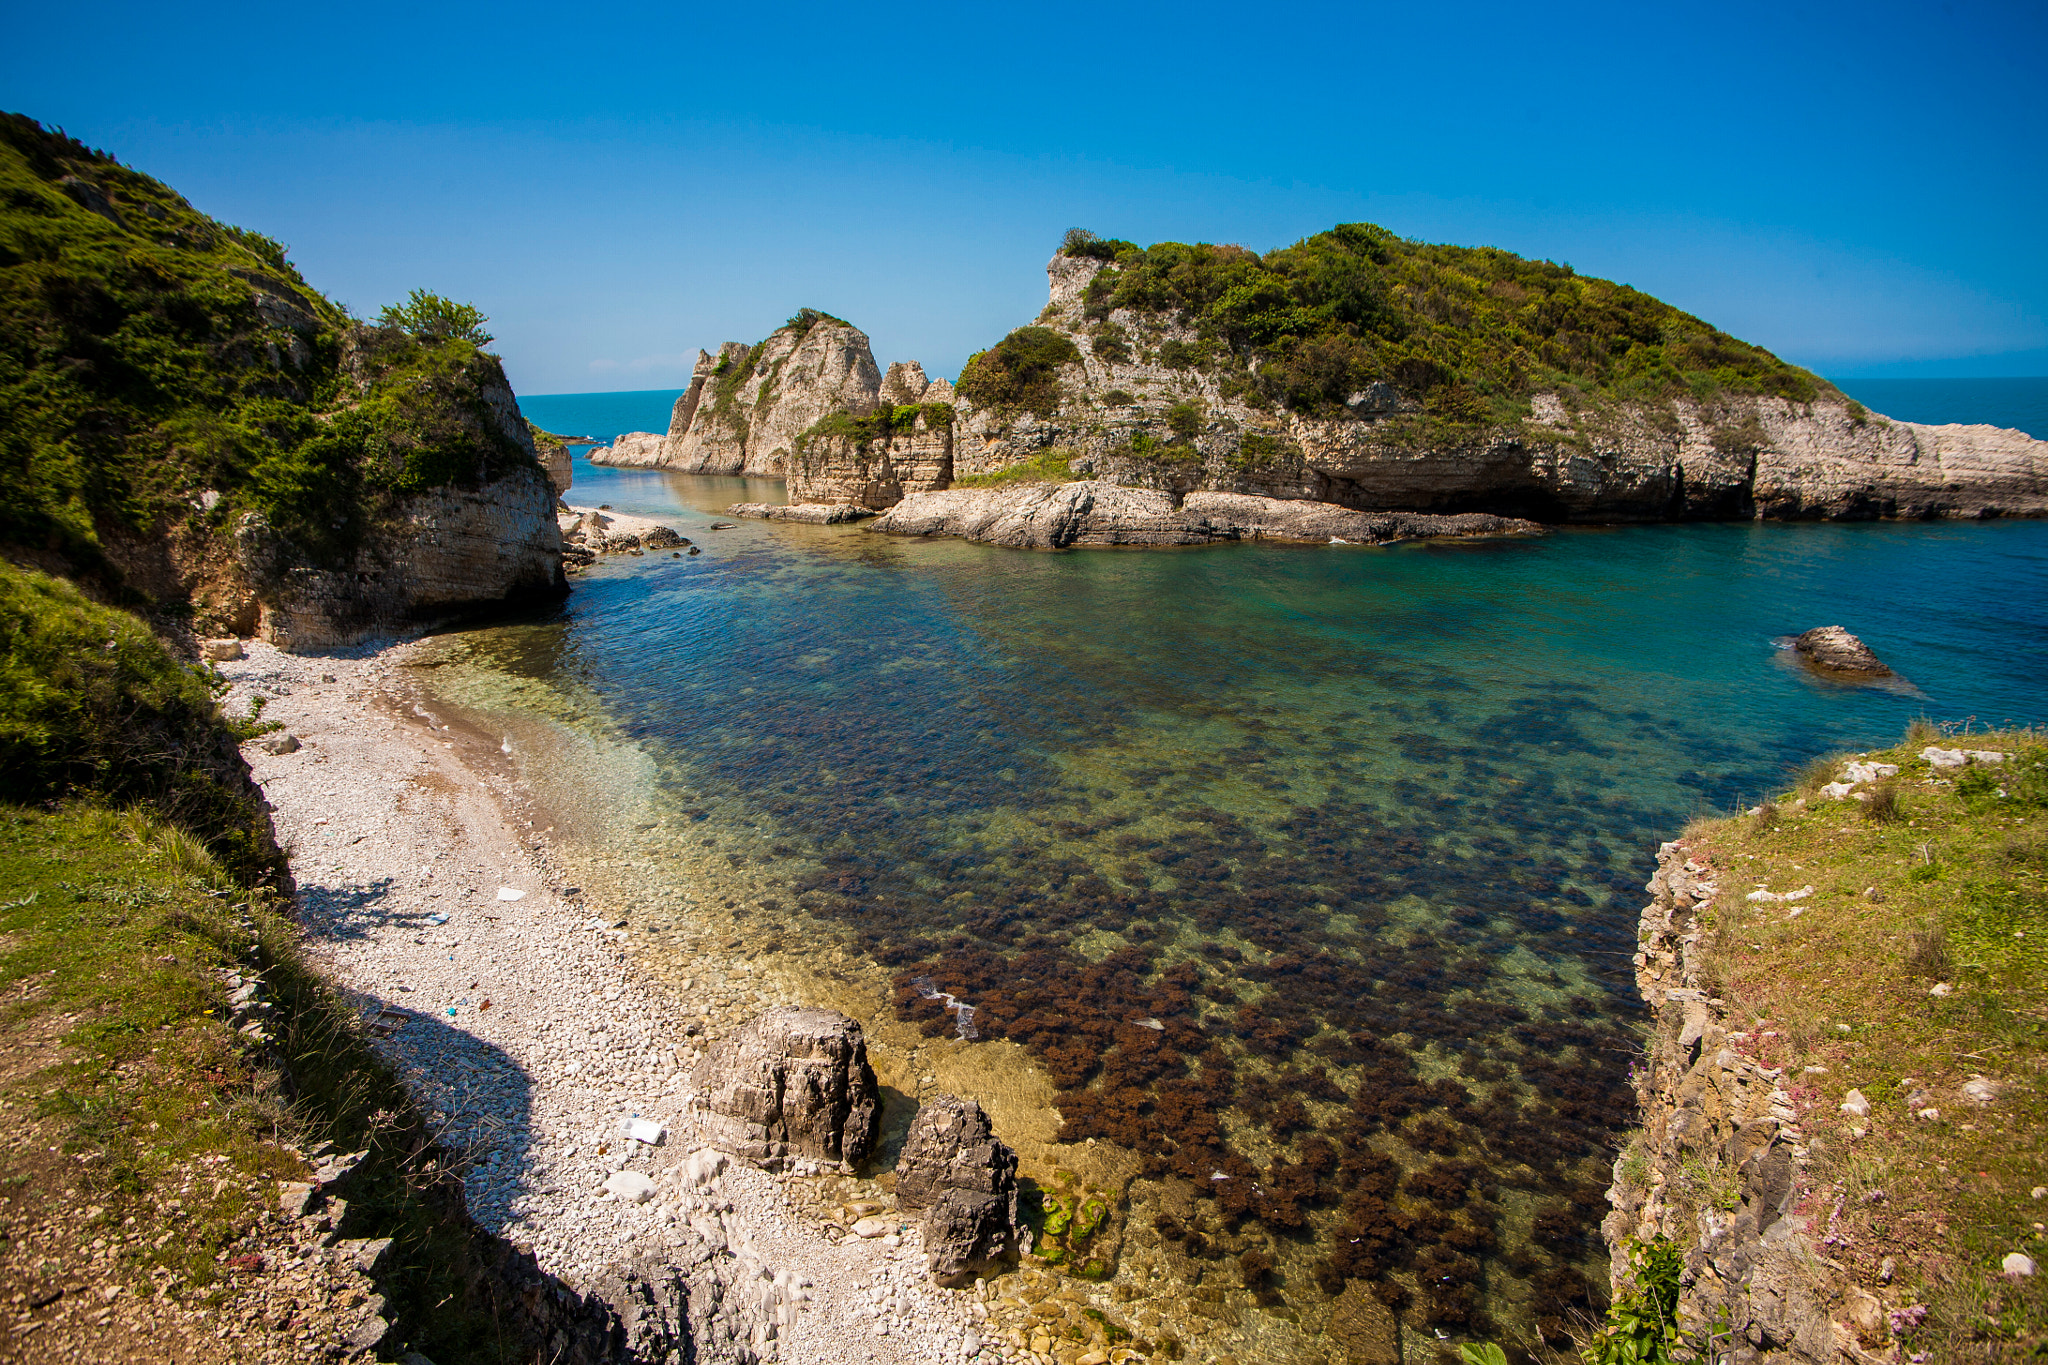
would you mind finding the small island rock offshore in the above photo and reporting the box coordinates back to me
[597,229,2045,547]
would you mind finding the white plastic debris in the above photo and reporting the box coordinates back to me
[624,1117,666,1145]
[496,886,527,901]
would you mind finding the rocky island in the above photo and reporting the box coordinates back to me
[602,228,2045,548]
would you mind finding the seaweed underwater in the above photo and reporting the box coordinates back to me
[424,534,1818,1350]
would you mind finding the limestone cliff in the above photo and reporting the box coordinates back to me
[659,313,886,477]
[944,247,2045,522]
[1605,841,1881,1363]
[787,404,953,508]
[587,431,667,468]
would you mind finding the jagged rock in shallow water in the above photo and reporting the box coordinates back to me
[1792,625,1893,677]
[729,503,877,524]
[894,1094,1021,1284]
[689,1006,879,1170]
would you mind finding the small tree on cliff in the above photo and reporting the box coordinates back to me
[377,289,493,345]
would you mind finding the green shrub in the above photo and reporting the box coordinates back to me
[1101,389,1136,406]
[1090,324,1131,365]
[1061,229,1139,264]
[1236,431,1285,469]
[1166,402,1204,441]
[953,448,1076,488]
[0,564,280,883]
[956,327,1082,417]
[377,289,492,345]
[794,403,953,457]
[1158,338,1205,370]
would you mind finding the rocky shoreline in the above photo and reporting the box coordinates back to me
[215,638,1161,1365]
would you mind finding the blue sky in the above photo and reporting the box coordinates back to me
[7,0,2045,393]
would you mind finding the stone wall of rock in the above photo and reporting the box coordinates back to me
[786,408,952,508]
[235,466,565,650]
[588,431,667,468]
[689,1006,880,1171]
[870,481,1540,550]
[949,254,2048,522]
[1603,840,1884,1363]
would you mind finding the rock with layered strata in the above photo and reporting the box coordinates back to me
[689,1006,879,1170]
[950,252,2048,522]
[871,482,1541,550]
[894,1095,1021,1285]
[880,360,932,405]
[787,406,953,508]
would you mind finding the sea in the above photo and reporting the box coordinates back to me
[465,379,2048,1357]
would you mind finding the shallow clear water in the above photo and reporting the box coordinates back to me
[426,441,2048,1353]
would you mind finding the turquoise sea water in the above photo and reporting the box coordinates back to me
[477,388,2047,1351]
[1831,376,2048,438]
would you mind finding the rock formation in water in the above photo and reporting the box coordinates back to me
[658,311,906,482]
[689,1007,880,1171]
[938,237,2046,523]
[1791,625,1893,677]
[893,1094,1022,1285]
[869,481,1540,550]
[587,431,667,468]
[0,114,565,647]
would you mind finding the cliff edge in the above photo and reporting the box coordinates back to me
[0,113,564,647]
[1604,733,2046,1362]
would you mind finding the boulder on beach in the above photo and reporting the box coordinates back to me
[689,1006,879,1171]
[1791,625,1894,678]
[894,1094,1022,1284]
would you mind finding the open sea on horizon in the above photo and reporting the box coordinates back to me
[479,382,2048,1356]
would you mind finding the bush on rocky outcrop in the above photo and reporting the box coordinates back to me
[957,326,1083,417]
[0,112,550,602]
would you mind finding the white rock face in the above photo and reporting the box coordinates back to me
[602,1169,657,1204]
[661,322,904,478]
[948,252,2048,522]
[587,431,667,468]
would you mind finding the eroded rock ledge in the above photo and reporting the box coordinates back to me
[864,482,1540,550]
[1606,841,1886,1362]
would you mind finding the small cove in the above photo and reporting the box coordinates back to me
[425,450,2048,1356]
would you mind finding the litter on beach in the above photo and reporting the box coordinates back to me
[497,887,527,901]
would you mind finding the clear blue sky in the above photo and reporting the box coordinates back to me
[7,0,2045,394]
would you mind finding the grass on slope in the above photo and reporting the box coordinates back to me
[0,802,554,1361]
[1684,725,2046,1361]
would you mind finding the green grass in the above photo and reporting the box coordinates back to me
[954,448,1078,488]
[1060,224,1832,430]
[0,561,281,883]
[0,802,558,1361]
[1673,727,2047,1360]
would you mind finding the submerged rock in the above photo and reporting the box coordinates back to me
[893,1094,1021,1285]
[1792,625,1893,677]
[689,1006,879,1171]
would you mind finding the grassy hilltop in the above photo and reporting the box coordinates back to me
[962,225,1841,438]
